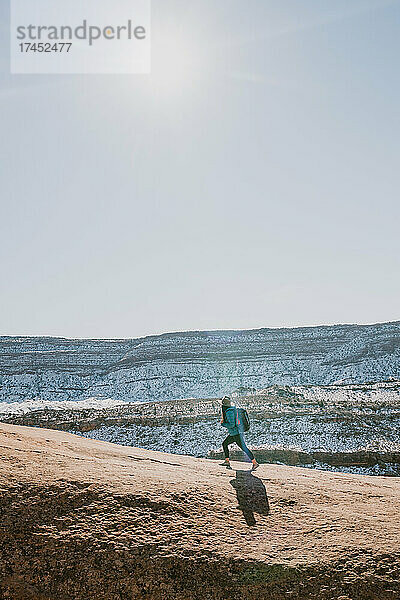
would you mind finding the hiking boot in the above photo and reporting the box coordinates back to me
[219,462,232,469]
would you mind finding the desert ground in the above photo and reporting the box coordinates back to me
[1,423,400,599]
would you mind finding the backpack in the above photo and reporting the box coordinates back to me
[235,407,250,432]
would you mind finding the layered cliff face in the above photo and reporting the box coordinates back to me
[1,423,400,600]
[3,381,400,476]
[1,321,399,404]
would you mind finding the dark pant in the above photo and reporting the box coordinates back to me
[222,433,254,461]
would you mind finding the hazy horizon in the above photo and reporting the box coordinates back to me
[2,317,399,341]
[1,0,399,339]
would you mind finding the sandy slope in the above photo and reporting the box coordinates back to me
[1,423,400,600]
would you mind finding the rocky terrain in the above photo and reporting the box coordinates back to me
[1,321,399,404]
[1,422,400,600]
[2,381,400,476]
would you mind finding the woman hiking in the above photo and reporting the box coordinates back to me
[220,396,259,471]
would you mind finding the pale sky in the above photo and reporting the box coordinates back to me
[0,0,399,338]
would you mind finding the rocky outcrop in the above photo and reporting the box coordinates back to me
[2,382,400,476]
[1,321,400,403]
[1,423,400,599]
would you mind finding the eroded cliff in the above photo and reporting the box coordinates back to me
[1,321,399,403]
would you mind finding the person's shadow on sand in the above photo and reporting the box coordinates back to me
[230,470,270,526]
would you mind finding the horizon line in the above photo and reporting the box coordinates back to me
[1,318,399,342]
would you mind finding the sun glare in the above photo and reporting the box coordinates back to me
[149,26,208,98]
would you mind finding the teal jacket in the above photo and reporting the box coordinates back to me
[221,406,239,436]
